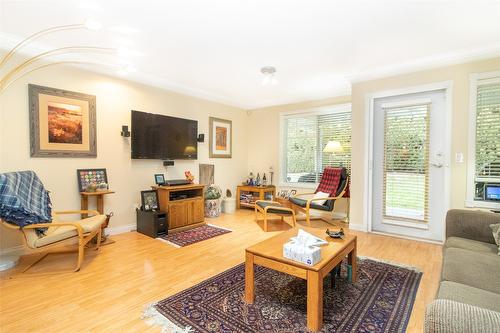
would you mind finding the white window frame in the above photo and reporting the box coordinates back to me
[466,70,500,209]
[279,103,351,188]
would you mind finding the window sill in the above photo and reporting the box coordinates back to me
[383,219,429,230]
[465,200,500,209]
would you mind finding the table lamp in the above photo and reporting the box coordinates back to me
[323,140,343,153]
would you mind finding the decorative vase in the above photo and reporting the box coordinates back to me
[205,199,221,218]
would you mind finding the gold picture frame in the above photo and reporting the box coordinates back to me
[209,117,232,158]
[29,84,96,157]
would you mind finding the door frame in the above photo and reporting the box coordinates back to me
[363,81,453,243]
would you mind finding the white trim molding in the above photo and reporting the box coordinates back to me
[106,223,136,236]
[466,70,500,209]
[364,81,453,240]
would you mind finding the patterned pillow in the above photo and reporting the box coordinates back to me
[490,223,500,255]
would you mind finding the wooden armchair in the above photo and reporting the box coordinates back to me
[1,210,106,272]
[289,167,349,226]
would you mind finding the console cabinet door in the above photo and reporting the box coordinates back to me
[192,198,204,223]
[169,202,188,229]
[186,199,204,225]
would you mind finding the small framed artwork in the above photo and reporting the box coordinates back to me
[209,117,232,158]
[141,190,159,211]
[29,84,97,157]
[77,169,108,192]
[154,174,165,185]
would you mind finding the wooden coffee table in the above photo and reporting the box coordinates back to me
[244,227,357,332]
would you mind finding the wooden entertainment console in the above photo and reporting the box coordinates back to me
[152,184,205,231]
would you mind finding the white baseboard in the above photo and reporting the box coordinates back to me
[0,224,137,257]
[0,245,31,256]
[348,223,368,232]
[106,223,136,236]
[369,230,444,245]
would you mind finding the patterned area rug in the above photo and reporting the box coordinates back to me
[143,258,422,332]
[157,224,232,247]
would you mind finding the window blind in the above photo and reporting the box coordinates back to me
[475,82,500,181]
[283,109,351,184]
[383,104,430,223]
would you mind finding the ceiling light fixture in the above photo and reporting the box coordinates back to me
[0,18,102,69]
[261,66,278,86]
[83,18,103,30]
[117,64,137,76]
[0,20,119,92]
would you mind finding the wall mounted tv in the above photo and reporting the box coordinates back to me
[131,110,198,160]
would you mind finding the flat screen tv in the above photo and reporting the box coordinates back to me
[131,110,198,160]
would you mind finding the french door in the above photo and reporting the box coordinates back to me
[371,89,448,241]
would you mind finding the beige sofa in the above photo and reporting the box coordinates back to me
[425,209,500,332]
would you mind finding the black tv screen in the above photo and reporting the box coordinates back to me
[131,110,198,160]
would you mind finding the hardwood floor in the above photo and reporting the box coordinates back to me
[0,210,442,332]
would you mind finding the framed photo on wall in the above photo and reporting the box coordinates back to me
[29,84,97,157]
[209,117,232,158]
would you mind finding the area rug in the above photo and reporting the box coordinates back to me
[157,224,232,247]
[143,258,422,333]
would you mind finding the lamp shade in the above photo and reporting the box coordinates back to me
[323,140,343,153]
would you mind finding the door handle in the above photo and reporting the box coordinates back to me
[430,162,443,168]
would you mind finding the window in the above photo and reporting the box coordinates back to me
[467,71,500,208]
[281,105,351,185]
[383,103,430,222]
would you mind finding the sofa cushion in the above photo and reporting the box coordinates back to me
[442,247,500,294]
[437,281,500,313]
[490,223,500,255]
[445,237,498,255]
[289,197,334,211]
[425,299,500,333]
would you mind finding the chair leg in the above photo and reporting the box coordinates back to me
[263,211,268,232]
[306,208,311,226]
[75,237,84,272]
[292,212,297,227]
[96,228,102,250]
[22,252,49,273]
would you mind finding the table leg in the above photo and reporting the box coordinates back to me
[97,194,104,214]
[237,188,241,209]
[348,240,358,283]
[245,252,255,303]
[80,195,89,219]
[307,270,323,332]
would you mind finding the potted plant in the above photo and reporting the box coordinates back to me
[204,185,222,217]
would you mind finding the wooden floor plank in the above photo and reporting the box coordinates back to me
[0,209,441,332]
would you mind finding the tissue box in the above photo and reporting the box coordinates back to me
[283,241,321,266]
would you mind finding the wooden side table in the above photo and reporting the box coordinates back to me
[237,185,276,209]
[80,190,115,244]
[80,190,115,219]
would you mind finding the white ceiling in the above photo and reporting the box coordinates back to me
[2,0,500,109]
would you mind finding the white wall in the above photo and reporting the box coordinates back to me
[0,65,248,250]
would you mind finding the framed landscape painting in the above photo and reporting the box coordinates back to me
[29,84,97,157]
[209,117,232,158]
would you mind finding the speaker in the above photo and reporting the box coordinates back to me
[121,125,130,137]
[163,160,175,166]
[197,134,205,142]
